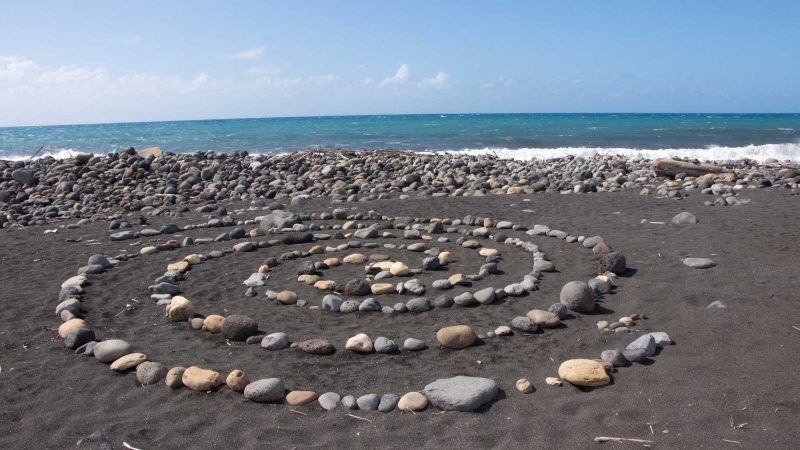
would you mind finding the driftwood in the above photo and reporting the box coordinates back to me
[653,159,723,178]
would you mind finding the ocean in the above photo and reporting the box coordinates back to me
[1,113,799,162]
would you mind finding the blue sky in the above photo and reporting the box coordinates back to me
[0,0,798,126]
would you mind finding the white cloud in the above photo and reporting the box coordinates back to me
[126,35,143,45]
[379,63,410,88]
[420,72,450,87]
[0,56,36,85]
[35,65,105,86]
[481,77,517,90]
[181,73,211,93]
[245,63,288,76]
[227,46,265,61]
[360,77,373,86]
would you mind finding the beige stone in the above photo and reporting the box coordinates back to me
[436,325,477,349]
[258,265,270,274]
[526,309,561,328]
[226,369,250,392]
[58,318,87,338]
[184,254,202,265]
[558,359,611,387]
[343,253,367,264]
[438,251,454,263]
[371,261,393,271]
[286,390,319,405]
[596,321,609,330]
[323,257,341,267]
[233,242,254,252]
[371,283,395,295]
[165,367,186,388]
[202,315,225,333]
[516,378,534,393]
[461,240,481,249]
[619,316,635,327]
[167,260,190,273]
[140,246,158,256]
[368,254,390,262]
[448,273,468,286]
[398,392,428,411]
[389,261,410,276]
[297,274,320,285]
[507,186,523,194]
[479,248,499,257]
[313,280,336,291]
[345,333,374,353]
[110,353,147,371]
[137,146,162,158]
[166,296,195,321]
[182,366,223,391]
[309,245,325,255]
[276,291,298,305]
[545,377,563,386]
[494,325,511,336]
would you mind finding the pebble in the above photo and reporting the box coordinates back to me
[374,337,398,353]
[297,339,336,355]
[276,291,298,305]
[357,393,381,410]
[403,338,426,351]
[454,291,477,306]
[600,350,628,367]
[548,303,569,320]
[473,287,495,305]
[244,378,285,402]
[560,281,595,313]
[527,309,561,328]
[261,332,290,350]
[286,391,319,406]
[182,366,223,391]
[110,353,147,371]
[221,315,259,341]
[165,367,186,388]
[341,395,357,410]
[226,369,250,392]
[398,392,428,411]
[623,348,648,363]
[436,325,477,349]
[318,392,341,410]
[64,328,95,350]
[423,376,498,411]
[626,334,657,356]
[93,339,132,363]
[136,361,168,385]
[511,316,538,333]
[558,359,610,387]
[378,394,399,412]
[546,377,563,386]
[406,297,431,312]
[672,211,698,225]
[371,283,395,295]
[166,296,195,322]
[58,318,87,338]
[516,378,534,394]
[345,333,374,353]
[683,257,716,269]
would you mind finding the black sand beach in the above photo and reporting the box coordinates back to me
[1,181,799,449]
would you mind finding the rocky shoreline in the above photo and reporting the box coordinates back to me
[1,148,799,227]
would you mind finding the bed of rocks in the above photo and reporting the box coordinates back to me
[1,148,797,227]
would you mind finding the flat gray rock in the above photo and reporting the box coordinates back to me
[626,334,657,357]
[672,212,698,225]
[423,376,498,412]
[683,257,716,269]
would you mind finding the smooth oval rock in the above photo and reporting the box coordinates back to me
[436,325,477,349]
[182,366,223,391]
[244,378,285,402]
[560,281,595,313]
[557,359,610,387]
[423,376,498,411]
[93,339,132,363]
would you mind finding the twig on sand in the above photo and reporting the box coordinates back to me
[290,409,309,417]
[792,325,800,332]
[593,436,654,444]
[431,410,447,415]
[122,443,142,450]
[722,439,741,444]
[347,413,372,422]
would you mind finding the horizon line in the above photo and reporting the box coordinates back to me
[2,111,800,129]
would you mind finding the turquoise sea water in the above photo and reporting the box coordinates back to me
[1,113,799,161]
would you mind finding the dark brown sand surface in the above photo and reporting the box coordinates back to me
[1,189,799,449]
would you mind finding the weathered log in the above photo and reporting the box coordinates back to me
[653,159,723,178]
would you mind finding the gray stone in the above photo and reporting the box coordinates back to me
[378,393,399,412]
[403,338,426,351]
[588,278,611,295]
[261,332,290,350]
[148,282,181,295]
[406,297,431,313]
[600,350,628,367]
[374,337,398,353]
[473,287,495,305]
[432,279,451,290]
[221,315,259,341]
[623,348,648,363]
[344,279,371,296]
[598,252,626,275]
[648,332,672,348]
[511,316,539,333]
[136,361,168,385]
[341,395,357,410]
[504,283,526,297]
[672,212,698,225]
[88,255,113,269]
[683,257,716,269]
[64,328,95,350]
[626,334,657,357]
[357,394,380,411]
[358,298,381,312]
[244,378,285,402]
[318,392,340,410]
[423,376,498,412]
[583,236,604,248]
[259,210,301,230]
[93,339,132,363]
[403,279,425,295]
[432,294,454,308]
[422,257,442,270]
[560,281,595,313]
[339,300,360,313]
[322,295,344,312]
[454,291,477,306]
[548,303,569,320]
[533,259,555,272]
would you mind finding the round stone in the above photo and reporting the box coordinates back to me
[318,392,341,410]
[286,390,319,405]
[181,366,223,391]
[202,315,225,333]
[398,392,428,411]
[297,339,336,355]
[560,281,595,313]
[345,333,374,353]
[526,309,561,328]
[436,325,477,349]
[389,261,410,276]
[110,353,147,371]
[403,338,426,351]
[93,339,132,363]
[558,359,610,387]
[511,316,538,333]
[423,376,498,411]
[226,369,250,392]
[276,291,298,305]
[244,378,285,402]
[374,337,398,353]
[166,296,195,321]
[165,367,186,388]
[344,279,371,296]
[221,315,259,341]
[261,332,290,350]
[136,361,168,385]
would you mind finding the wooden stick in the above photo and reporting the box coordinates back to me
[594,436,654,444]
[347,413,372,422]
[290,409,309,417]
[792,326,800,332]
[722,439,741,444]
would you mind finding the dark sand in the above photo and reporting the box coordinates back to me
[1,189,799,449]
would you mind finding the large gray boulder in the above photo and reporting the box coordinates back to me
[259,210,301,230]
[560,281,595,313]
[423,376,498,411]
